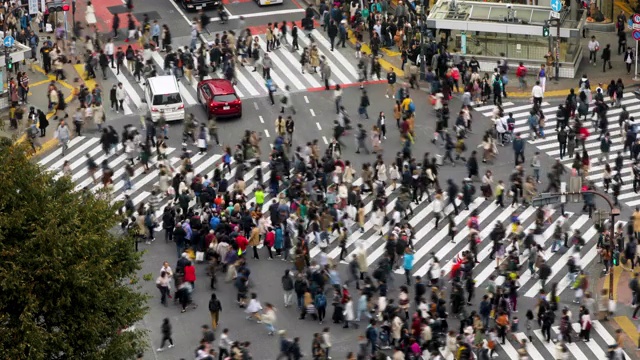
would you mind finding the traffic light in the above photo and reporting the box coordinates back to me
[542,24,550,37]
[6,56,13,71]
[47,1,70,13]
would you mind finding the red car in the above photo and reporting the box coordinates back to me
[197,79,242,119]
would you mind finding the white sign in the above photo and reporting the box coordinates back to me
[28,0,38,14]
[550,11,560,19]
[634,23,640,30]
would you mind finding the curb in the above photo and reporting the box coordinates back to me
[19,64,78,157]
[502,83,640,99]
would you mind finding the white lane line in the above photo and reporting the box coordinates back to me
[410,198,485,277]
[235,67,261,96]
[304,96,309,103]
[209,8,305,21]
[592,320,632,360]
[311,29,360,79]
[75,153,128,191]
[316,122,321,130]
[297,34,351,85]
[107,66,140,114]
[46,137,101,173]
[482,102,551,117]
[310,109,316,117]
[264,129,270,138]
[274,35,322,89]
[514,333,543,360]
[473,102,515,112]
[322,136,328,144]
[555,224,624,297]
[259,116,264,124]
[55,143,103,180]
[71,145,125,182]
[427,202,501,274]
[551,327,588,359]
[524,215,591,297]
[193,154,223,176]
[39,136,85,167]
[254,102,259,110]
[254,38,294,90]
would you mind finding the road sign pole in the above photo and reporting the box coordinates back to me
[633,15,640,80]
[633,41,640,81]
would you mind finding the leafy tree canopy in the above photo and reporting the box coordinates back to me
[0,143,149,360]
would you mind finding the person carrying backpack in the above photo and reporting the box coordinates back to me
[314,292,327,323]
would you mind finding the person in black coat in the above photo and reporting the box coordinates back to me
[327,20,338,51]
[37,109,48,137]
[157,318,174,351]
[447,179,459,215]
[467,150,479,178]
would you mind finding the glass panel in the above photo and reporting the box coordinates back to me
[452,30,583,64]
[469,6,490,20]
[530,9,551,24]
[488,7,508,21]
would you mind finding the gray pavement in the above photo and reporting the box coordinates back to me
[33,80,633,359]
[37,0,640,358]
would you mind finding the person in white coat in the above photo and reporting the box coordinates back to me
[376,160,387,187]
[389,163,400,190]
[444,330,458,358]
[579,305,592,342]
[433,193,445,229]
[85,1,97,29]
[245,293,263,322]
[261,303,277,335]
[342,296,357,329]
[92,102,105,132]
[115,83,126,114]
[390,315,403,347]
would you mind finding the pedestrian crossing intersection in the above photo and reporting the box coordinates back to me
[111,29,361,115]
[474,92,640,208]
[39,135,607,300]
[37,135,624,359]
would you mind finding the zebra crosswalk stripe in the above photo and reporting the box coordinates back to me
[43,136,618,339]
[103,31,363,113]
[479,94,640,208]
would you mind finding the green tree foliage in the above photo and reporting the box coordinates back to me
[0,143,149,359]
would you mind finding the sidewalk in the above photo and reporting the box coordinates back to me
[1,63,80,157]
[303,0,640,97]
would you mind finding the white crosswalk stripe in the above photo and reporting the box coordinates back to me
[109,32,361,113]
[478,92,640,208]
[39,135,620,359]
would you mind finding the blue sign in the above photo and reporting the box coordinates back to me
[461,32,467,55]
[550,0,563,12]
[630,19,635,29]
[3,36,15,48]
[632,30,640,41]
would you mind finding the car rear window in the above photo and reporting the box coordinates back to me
[213,94,237,103]
[152,93,183,106]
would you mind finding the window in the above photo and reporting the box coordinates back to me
[200,86,212,100]
[152,93,182,106]
[213,94,237,103]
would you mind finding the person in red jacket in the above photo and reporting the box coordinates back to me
[236,231,249,255]
[183,261,196,288]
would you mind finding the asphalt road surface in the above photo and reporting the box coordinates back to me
[34,84,632,359]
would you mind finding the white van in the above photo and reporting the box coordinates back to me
[143,75,185,122]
